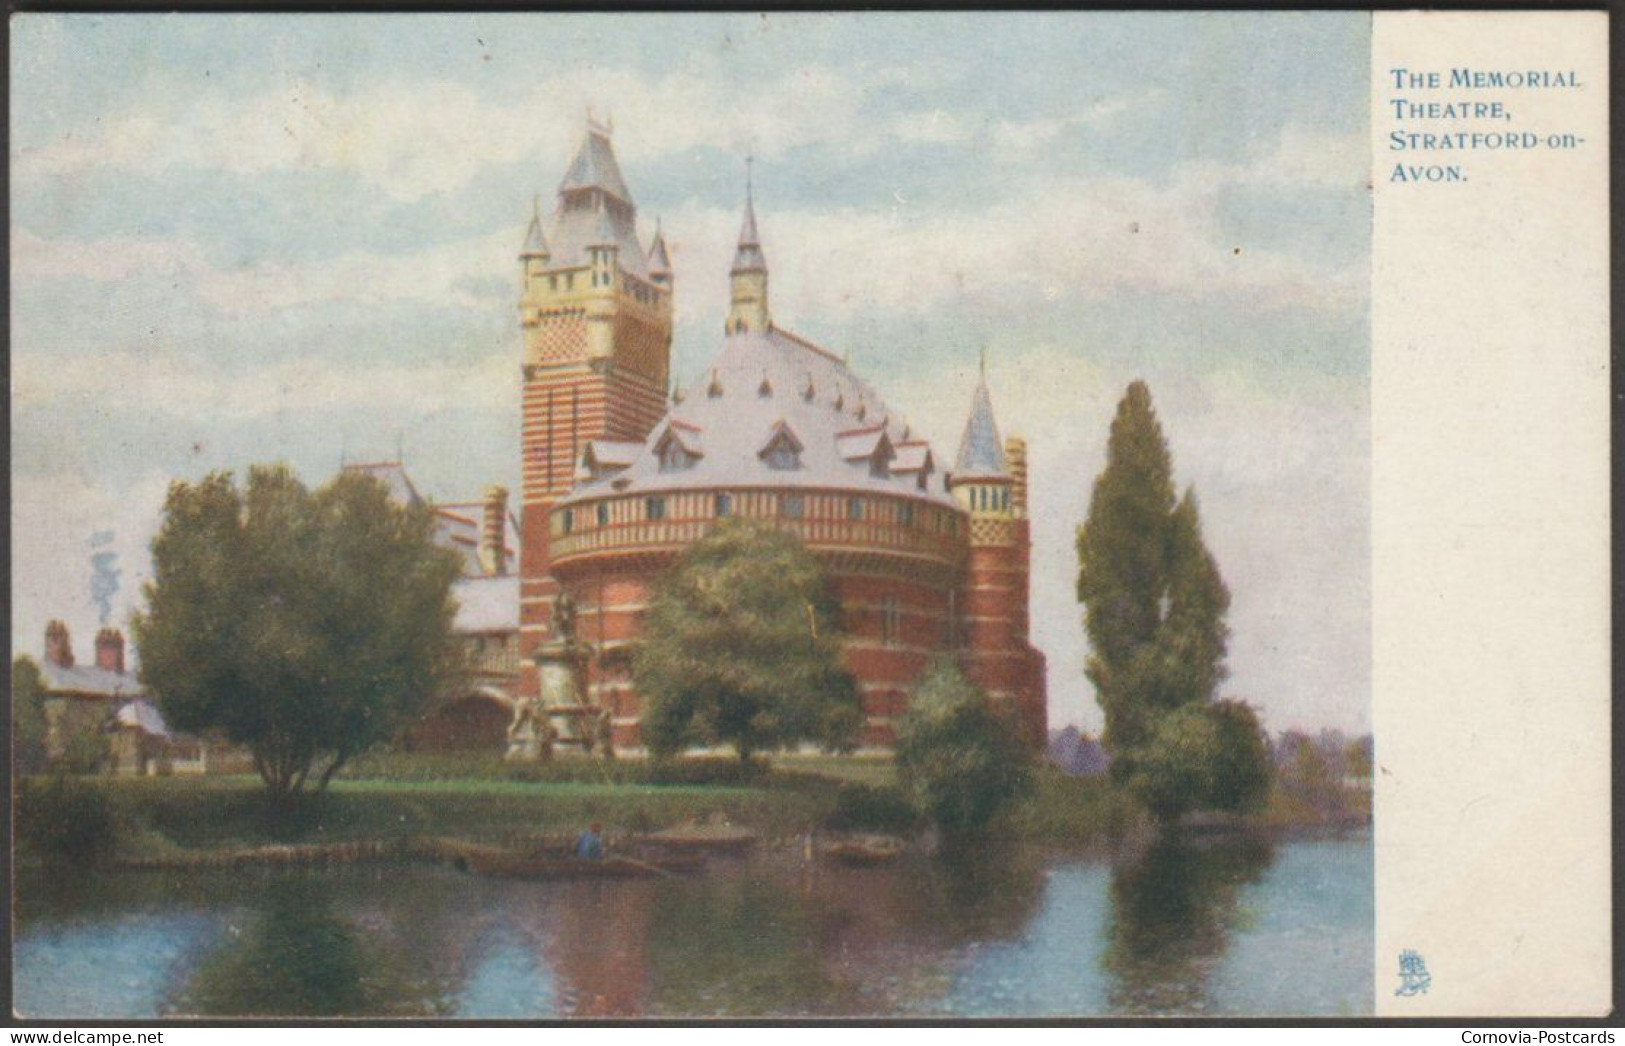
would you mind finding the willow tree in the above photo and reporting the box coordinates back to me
[133,465,462,799]
[634,519,861,762]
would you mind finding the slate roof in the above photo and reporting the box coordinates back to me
[451,575,520,634]
[41,661,144,699]
[562,326,955,507]
[731,193,767,274]
[433,503,519,578]
[115,699,170,738]
[953,377,1009,480]
[558,126,634,205]
[546,127,648,277]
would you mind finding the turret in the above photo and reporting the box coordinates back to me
[648,221,672,286]
[947,351,1014,517]
[726,165,770,335]
[520,195,550,287]
[948,355,1046,748]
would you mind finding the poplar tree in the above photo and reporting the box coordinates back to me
[1077,381,1263,819]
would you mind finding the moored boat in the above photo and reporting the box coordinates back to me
[823,836,906,866]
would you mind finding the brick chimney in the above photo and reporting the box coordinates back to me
[44,620,74,668]
[1004,436,1028,518]
[479,485,509,577]
[95,628,126,675]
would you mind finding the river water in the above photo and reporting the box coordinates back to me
[14,830,1371,1018]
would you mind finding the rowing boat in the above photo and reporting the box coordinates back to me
[462,850,706,880]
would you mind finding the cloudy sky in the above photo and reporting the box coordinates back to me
[11,12,1371,735]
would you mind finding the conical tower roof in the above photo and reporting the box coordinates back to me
[520,197,549,257]
[648,221,672,276]
[953,363,1008,479]
[731,170,767,275]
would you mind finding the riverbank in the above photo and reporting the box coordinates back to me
[14,757,1369,867]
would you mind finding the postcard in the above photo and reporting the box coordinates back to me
[7,11,1609,1021]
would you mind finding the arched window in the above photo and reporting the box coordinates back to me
[782,494,804,519]
[596,503,610,527]
[847,497,864,521]
[715,493,732,518]
[646,497,666,521]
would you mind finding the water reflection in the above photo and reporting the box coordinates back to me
[15,832,1371,1019]
[166,878,452,1017]
[1103,833,1275,1014]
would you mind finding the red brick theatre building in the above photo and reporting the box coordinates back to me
[516,120,1047,751]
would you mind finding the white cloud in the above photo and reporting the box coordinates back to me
[11,227,515,314]
[991,91,1164,156]
[12,341,517,424]
[659,133,1367,340]
[13,62,875,203]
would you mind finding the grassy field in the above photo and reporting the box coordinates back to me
[16,753,1367,864]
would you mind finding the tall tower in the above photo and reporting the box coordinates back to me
[948,356,1048,747]
[517,119,674,696]
[725,170,770,335]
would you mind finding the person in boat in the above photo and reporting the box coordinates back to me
[575,822,605,861]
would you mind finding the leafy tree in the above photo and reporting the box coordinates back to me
[132,465,462,799]
[1077,381,1273,823]
[1078,382,1234,755]
[13,655,49,777]
[1121,700,1271,822]
[634,519,861,761]
[895,658,1032,844]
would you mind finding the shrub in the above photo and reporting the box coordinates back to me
[822,783,924,837]
[17,776,119,864]
[896,659,1033,845]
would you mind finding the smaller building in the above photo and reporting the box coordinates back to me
[339,463,524,751]
[35,621,206,775]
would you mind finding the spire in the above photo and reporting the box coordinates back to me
[521,195,549,258]
[953,365,1008,479]
[731,157,767,275]
[647,218,672,281]
[726,157,771,334]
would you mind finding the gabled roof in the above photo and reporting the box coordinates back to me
[953,378,1008,480]
[758,420,805,457]
[836,422,891,462]
[892,441,935,474]
[345,462,517,579]
[116,699,170,738]
[558,126,634,206]
[655,421,704,457]
[432,504,519,578]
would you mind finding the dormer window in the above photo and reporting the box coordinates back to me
[654,423,703,473]
[659,441,693,472]
[758,421,805,472]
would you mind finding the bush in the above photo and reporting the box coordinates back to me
[17,776,119,864]
[822,783,924,837]
[896,659,1033,845]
